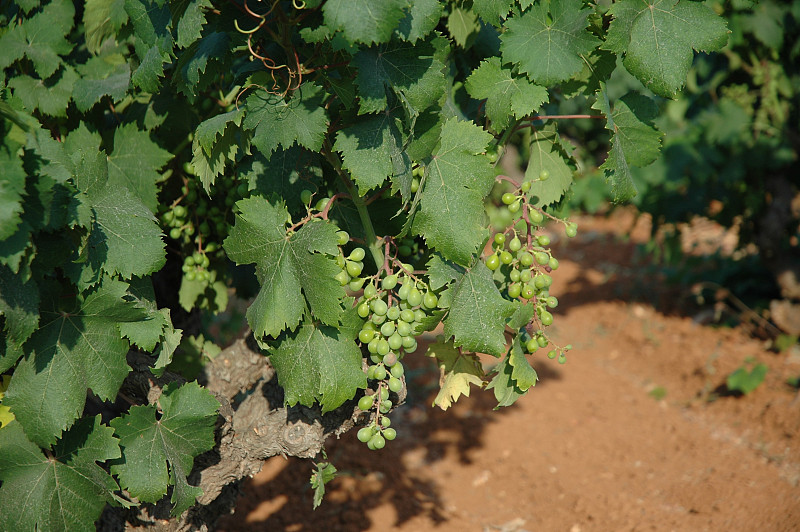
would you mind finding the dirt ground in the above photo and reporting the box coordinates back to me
[217,210,800,532]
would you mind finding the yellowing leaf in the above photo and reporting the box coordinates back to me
[427,341,485,410]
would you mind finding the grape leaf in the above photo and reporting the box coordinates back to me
[472,0,514,26]
[500,0,599,86]
[447,6,480,48]
[243,82,328,156]
[107,123,172,212]
[0,265,39,372]
[334,110,411,195]
[0,148,26,241]
[426,341,485,410]
[110,382,219,516]
[240,147,323,214]
[191,111,245,192]
[604,0,729,98]
[525,126,575,207]
[4,278,146,447]
[175,32,229,98]
[323,0,407,45]
[397,0,443,42]
[117,276,169,352]
[73,54,132,112]
[268,324,367,412]
[353,36,448,115]
[224,197,344,338]
[7,67,78,118]
[443,261,517,356]
[426,254,465,291]
[84,0,129,54]
[125,0,174,92]
[508,337,537,391]
[0,0,75,79]
[507,301,536,331]
[465,57,548,131]
[486,354,525,408]
[311,462,337,510]
[176,0,212,49]
[412,118,495,265]
[593,86,663,202]
[0,416,121,532]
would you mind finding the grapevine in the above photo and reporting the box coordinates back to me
[0,0,731,527]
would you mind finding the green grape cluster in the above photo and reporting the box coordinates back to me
[158,166,250,291]
[488,175,578,361]
[333,234,368,292]
[352,266,443,450]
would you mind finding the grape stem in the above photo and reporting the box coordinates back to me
[322,140,384,268]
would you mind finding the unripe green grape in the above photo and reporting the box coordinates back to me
[390,363,404,378]
[383,428,397,440]
[546,296,559,308]
[374,366,387,380]
[539,169,550,181]
[367,439,376,450]
[565,344,573,350]
[565,223,578,238]
[397,321,412,337]
[520,180,531,193]
[357,427,373,442]
[162,210,175,223]
[535,252,549,265]
[519,252,534,267]
[537,336,549,348]
[370,434,386,449]
[509,268,521,282]
[359,329,375,343]
[521,284,534,299]
[530,209,544,225]
[508,283,522,299]
[398,245,412,256]
[349,277,365,291]
[508,200,521,214]
[501,192,516,205]
[558,353,567,364]
[380,387,390,401]
[301,189,314,205]
[410,177,420,193]
[386,305,400,321]
[335,255,346,268]
[380,321,396,338]
[500,250,513,264]
[205,242,218,252]
[335,270,350,286]
[388,376,402,393]
[403,337,418,353]
[368,338,379,354]
[388,332,403,350]
[358,395,374,411]
[509,236,522,252]
[414,309,426,322]
[236,182,249,197]
[199,221,211,235]
[224,196,235,207]
[520,269,532,283]
[336,230,349,246]
[185,270,197,281]
[379,400,392,414]
[362,321,376,331]
[548,257,559,270]
[487,150,498,163]
[547,349,557,359]
[486,254,500,271]
[357,302,370,318]
[377,339,390,357]
[526,338,539,353]
[182,264,192,273]
[494,233,506,246]
[407,288,423,307]
[364,284,378,299]
[185,255,196,266]
[346,260,363,277]
[174,205,187,218]
[382,274,398,290]
[381,416,392,428]
[537,235,551,246]
[540,310,554,326]
[371,299,388,315]
[423,291,438,309]
[169,227,182,240]
[400,309,415,323]
[315,197,329,211]
[383,352,398,367]
[397,283,410,300]
[533,275,548,289]
[371,313,387,325]
[349,247,366,262]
